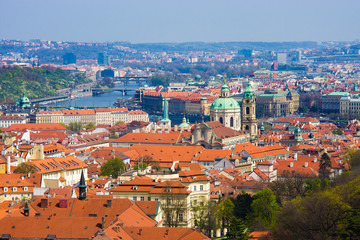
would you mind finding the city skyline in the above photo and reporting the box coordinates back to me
[1,0,359,43]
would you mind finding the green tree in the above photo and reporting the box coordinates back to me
[333,128,343,135]
[115,120,125,125]
[14,162,37,174]
[274,190,350,240]
[68,121,83,132]
[342,147,358,170]
[100,158,126,178]
[226,216,249,240]
[233,192,253,220]
[250,188,279,229]
[150,74,171,87]
[134,162,148,170]
[319,152,332,181]
[192,199,219,237]
[84,122,96,129]
[218,198,235,232]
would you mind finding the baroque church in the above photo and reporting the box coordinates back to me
[210,80,258,141]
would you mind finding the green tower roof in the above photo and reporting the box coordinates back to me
[161,93,170,123]
[260,122,265,131]
[243,80,254,99]
[221,81,229,92]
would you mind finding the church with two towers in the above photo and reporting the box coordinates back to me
[209,79,258,141]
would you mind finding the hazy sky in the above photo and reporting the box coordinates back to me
[1,0,359,43]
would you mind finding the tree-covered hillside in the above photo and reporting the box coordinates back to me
[0,66,91,102]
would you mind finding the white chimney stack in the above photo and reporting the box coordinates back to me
[304,162,308,168]
[6,155,11,174]
[294,153,298,161]
[314,157,317,163]
[290,162,294,168]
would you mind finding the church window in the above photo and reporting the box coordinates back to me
[246,107,250,114]
[230,117,233,127]
[245,125,249,130]
[219,117,223,124]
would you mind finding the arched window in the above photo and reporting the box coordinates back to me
[245,125,249,130]
[246,107,250,114]
[230,117,233,127]
[219,117,223,124]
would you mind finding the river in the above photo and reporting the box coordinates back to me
[48,82,145,108]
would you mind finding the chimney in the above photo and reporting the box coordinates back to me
[107,199,112,208]
[294,153,298,161]
[59,199,68,208]
[101,216,105,229]
[6,156,11,174]
[290,162,294,168]
[314,157,317,163]
[304,162,308,168]
[174,125,178,132]
[41,198,49,208]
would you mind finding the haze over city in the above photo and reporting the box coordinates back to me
[1,0,360,43]
[1,1,360,239]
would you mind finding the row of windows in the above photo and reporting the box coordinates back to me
[133,196,159,202]
[191,185,204,192]
[3,187,28,192]
[4,193,32,199]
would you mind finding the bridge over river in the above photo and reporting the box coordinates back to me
[91,88,138,95]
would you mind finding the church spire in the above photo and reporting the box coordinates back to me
[161,93,170,123]
[78,170,86,200]
[23,201,30,216]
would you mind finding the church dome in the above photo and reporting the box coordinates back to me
[19,92,30,108]
[211,81,240,110]
[210,97,240,109]
[179,116,190,128]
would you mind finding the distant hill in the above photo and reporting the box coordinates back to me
[0,66,91,103]
[129,41,319,52]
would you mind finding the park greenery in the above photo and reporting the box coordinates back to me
[204,149,360,240]
[14,162,37,174]
[100,157,127,178]
[61,122,96,132]
[0,66,91,103]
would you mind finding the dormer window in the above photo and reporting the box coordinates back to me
[4,187,8,192]
[132,186,138,190]
[13,187,17,192]
[24,187,28,191]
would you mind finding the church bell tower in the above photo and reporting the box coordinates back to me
[242,79,257,141]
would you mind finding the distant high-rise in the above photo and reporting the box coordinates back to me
[63,52,76,65]
[296,50,302,62]
[277,52,287,64]
[98,52,110,66]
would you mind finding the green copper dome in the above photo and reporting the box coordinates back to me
[211,81,240,109]
[179,116,190,128]
[243,80,254,99]
[19,92,30,108]
[210,97,240,109]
